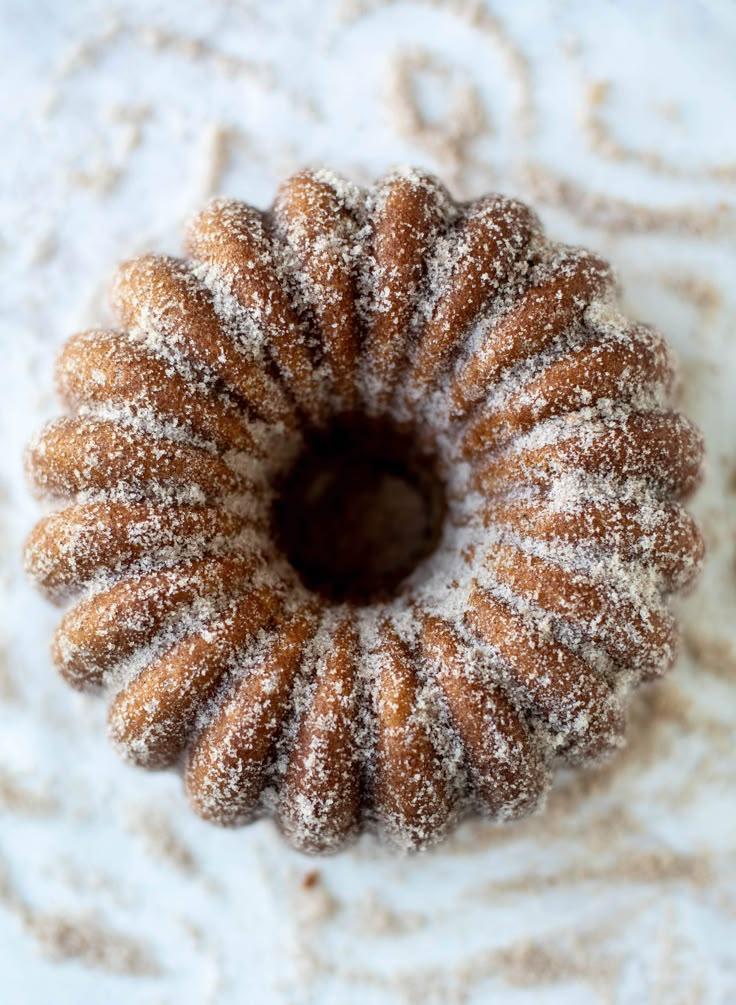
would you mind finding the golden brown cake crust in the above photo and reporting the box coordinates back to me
[25,167,704,853]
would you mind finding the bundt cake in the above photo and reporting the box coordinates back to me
[25,167,705,853]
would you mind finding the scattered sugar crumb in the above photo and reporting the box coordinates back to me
[292,870,340,926]
[521,162,736,239]
[26,911,160,976]
[580,77,736,183]
[386,48,490,187]
[660,272,722,328]
[683,630,736,682]
[126,806,198,875]
[66,161,121,197]
[0,770,58,818]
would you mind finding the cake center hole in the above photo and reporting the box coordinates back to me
[273,416,447,605]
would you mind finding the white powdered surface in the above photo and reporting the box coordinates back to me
[1,1,735,1002]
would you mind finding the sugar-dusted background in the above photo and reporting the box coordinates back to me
[1,1,735,1002]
